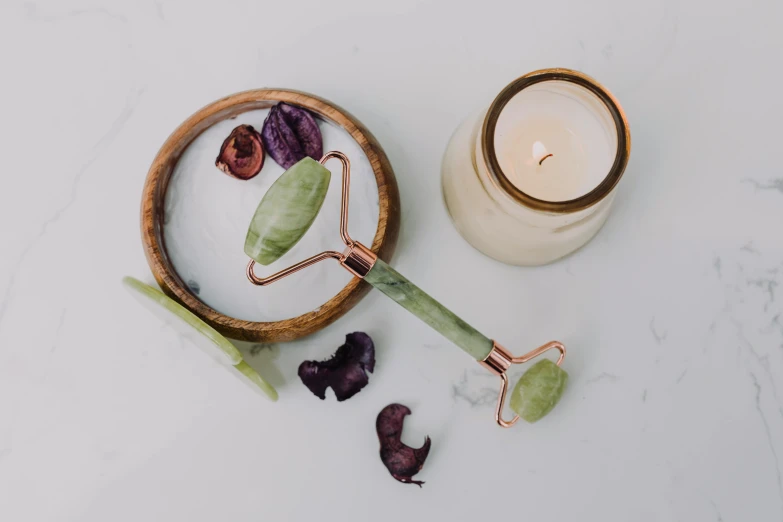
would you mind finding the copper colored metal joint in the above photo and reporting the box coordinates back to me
[340,241,377,278]
[480,340,566,428]
[478,342,513,376]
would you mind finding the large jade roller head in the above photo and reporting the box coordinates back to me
[245,151,569,428]
[244,156,331,265]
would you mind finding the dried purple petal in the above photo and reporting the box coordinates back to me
[376,404,431,487]
[261,103,323,169]
[298,332,375,401]
[215,124,265,180]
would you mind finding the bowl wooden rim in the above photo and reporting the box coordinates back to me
[141,89,400,342]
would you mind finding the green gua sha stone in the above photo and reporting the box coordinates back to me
[122,277,278,401]
[244,157,331,265]
[509,359,568,423]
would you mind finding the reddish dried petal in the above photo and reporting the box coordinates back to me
[298,332,375,401]
[376,404,431,487]
[215,124,265,180]
[261,103,323,169]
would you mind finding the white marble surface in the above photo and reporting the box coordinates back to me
[1,0,782,520]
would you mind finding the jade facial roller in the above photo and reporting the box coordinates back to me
[245,151,568,427]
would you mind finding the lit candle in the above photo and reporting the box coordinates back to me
[441,69,630,266]
[494,79,617,202]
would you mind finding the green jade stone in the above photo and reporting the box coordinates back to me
[509,359,568,423]
[364,258,494,360]
[244,157,331,265]
[122,277,278,401]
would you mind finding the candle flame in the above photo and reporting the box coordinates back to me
[532,141,547,161]
[532,141,553,166]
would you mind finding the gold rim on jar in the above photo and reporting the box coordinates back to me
[481,68,631,214]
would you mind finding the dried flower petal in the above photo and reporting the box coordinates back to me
[298,332,375,401]
[376,404,431,487]
[261,103,323,169]
[215,124,265,180]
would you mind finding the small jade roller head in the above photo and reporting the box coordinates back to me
[480,341,568,427]
[509,359,568,423]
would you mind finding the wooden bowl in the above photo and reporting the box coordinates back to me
[141,89,400,342]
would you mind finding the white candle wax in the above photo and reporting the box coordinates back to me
[493,81,617,202]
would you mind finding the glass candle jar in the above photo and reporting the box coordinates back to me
[441,68,630,266]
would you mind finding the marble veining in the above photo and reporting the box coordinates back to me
[649,317,668,344]
[750,371,783,508]
[744,178,783,194]
[0,87,143,331]
[451,370,498,407]
[585,372,621,385]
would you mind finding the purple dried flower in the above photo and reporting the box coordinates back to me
[215,124,265,180]
[261,103,324,169]
[298,332,375,401]
[376,404,431,487]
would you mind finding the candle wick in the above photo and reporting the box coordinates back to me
[538,153,554,166]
